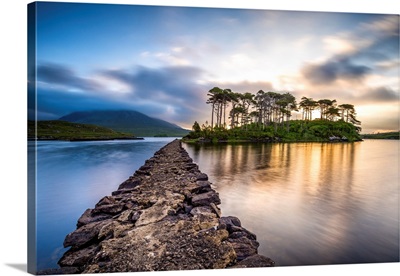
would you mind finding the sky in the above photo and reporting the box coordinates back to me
[28,2,399,133]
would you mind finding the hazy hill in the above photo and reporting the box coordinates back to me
[59,110,190,137]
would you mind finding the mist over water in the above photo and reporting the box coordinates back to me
[183,140,399,266]
[30,139,398,270]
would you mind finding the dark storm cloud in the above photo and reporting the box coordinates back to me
[37,63,101,91]
[302,57,372,85]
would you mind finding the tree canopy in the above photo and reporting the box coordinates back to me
[204,87,360,129]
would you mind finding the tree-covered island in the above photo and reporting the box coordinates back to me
[183,87,363,143]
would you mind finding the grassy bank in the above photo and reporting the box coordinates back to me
[28,120,141,141]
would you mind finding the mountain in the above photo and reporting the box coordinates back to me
[59,110,190,137]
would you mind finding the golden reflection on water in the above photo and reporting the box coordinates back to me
[184,140,399,266]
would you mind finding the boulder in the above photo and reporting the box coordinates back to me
[231,254,275,268]
[77,209,112,228]
[58,244,99,267]
[196,173,209,181]
[228,236,260,261]
[190,181,212,193]
[192,191,221,207]
[64,220,111,249]
[118,178,141,190]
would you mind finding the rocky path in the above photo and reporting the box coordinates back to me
[54,139,274,274]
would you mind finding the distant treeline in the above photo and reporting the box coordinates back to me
[361,132,399,140]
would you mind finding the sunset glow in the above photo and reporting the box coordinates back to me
[29,2,399,133]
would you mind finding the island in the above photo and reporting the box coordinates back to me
[183,87,363,143]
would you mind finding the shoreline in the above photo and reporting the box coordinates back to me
[28,137,145,142]
[182,138,363,144]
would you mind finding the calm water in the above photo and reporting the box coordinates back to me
[183,140,399,266]
[29,138,177,271]
[30,139,399,270]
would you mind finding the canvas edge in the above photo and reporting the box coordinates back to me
[27,2,37,275]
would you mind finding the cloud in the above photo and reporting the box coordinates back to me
[210,80,274,93]
[37,63,102,92]
[302,57,372,85]
[323,34,371,55]
[102,65,205,102]
[302,15,398,86]
[361,15,399,36]
[362,87,399,102]
[100,65,211,126]
[33,62,213,127]
[375,60,400,71]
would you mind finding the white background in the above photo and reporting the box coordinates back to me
[0,0,398,275]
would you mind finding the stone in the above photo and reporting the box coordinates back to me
[95,196,116,207]
[190,181,212,193]
[219,216,242,232]
[64,220,111,249]
[98,221,133,240]
[77,209,112,228]
[230,254,275,268]
[229,230,256,241]
[190,206,214,216]
[192,191,221,207]
[196,173,209,181]
[228,236,260,261]
[111,188,137,196]
[58,244,99,267]
[210,203,221,218]
[185,163,198,171]
[118,178,141,190]
[116,210,134,222]
[92,203,125,215]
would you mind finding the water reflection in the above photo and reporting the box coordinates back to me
[183,140,399,266]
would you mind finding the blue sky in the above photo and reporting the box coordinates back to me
[29,2,399,133]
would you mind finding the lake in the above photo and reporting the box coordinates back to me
[29,139,399,270]
[183,140,399,266]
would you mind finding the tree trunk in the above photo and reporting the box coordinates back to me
[211,103,215,128]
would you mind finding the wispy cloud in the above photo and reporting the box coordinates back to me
[37,63,102,92]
